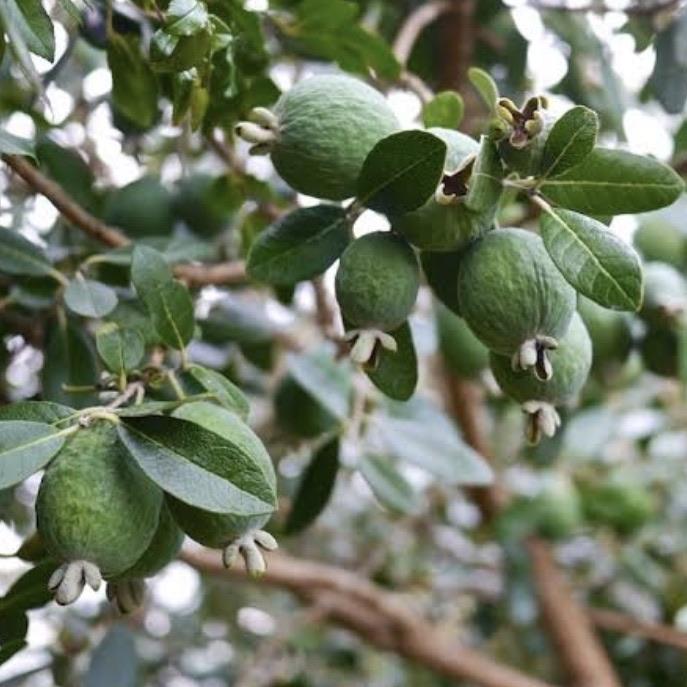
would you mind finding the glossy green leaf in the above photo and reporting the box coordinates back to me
[541,106,598,178]
[13,0,55,61]
[359,453,420,515]
[284,437,339,534]
[540,207,643,311]
[373,398,493,485]
[465,136,503,215]
[366,321,417,402]
[165,0,209,36]
[118,416,275,515]
[356,131,447,215]
[0,227,53,277]
[131,245,194,350]
[0,638,27,667]
[287,348,352,420]
[64,278,118,318]
[84,626,138,687]
[0,130,35,157]
[108,33,159,129]
[0,422,69,489]
[96,322,145,375]
[468,67,499,112]
[0,401,74,423]
[422,91,464,129]
[0,0,42,92]
[0,560,57,615]
[185,364,249,419]
[539,148,684,214]
[247,206,351,285]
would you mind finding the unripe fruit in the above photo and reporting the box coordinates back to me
[458,227,576,380]
[173,174,233,237]
[274,375,338,438]
[640,323,679,377]
[103,176,174,237]
[633,217,687,269]
[394,129,481,252]
[236,74,399,200]
[639,262,687,327]
[37,421,162,603]
[167,402,277,575]
[435,303,488,378]
[490,312,592,442]
[533,477,582,540]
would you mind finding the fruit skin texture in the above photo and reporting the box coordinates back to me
[457,227,576,358]
[115,501,183,580]
[36,422,162,578]
[335,232,419,332]
[490,312,592,405]
[435,303,488,378]
[167,402,276,548]
[394,129,481,252]
[271,74,399,200]
[275,375,337,438]
[103,176,174,237]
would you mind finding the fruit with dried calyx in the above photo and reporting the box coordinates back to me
[166,402,278,576]
[106,501,183,613]
[335,232,419,367]
[394,128,481,251]
[36,421,162,605]
[457,227,576,381]
[435,303,489,379]
[235,74,399,200]
[490,312,592,443]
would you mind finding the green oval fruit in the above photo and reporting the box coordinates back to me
[490,312,592,405]
[173,174,233,237]
[394,129,481,252]
[640,262,687,327]
[458,227,576,378]
[167,402,276,548]
[115,501,183,580]
[335,232,419,332]
[103,176,174,237]
[633,218,687,269]
[255,74,398,200]
[533,477,582,540]
[421,249,464,315]
[274,375,337,438]
[577,296,633,378]
[640,323,679,377]
[435,303,488,378]
[37,421,162,577]
[580,477,654,535]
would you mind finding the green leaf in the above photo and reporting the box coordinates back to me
[247,206,351,286]
[359,453,420,515]
[0,422,69,489]
[540,206,643,311]
[185,364,249,419]
[287,348,352,420]
[64,278,118,318]
[42,319,98,408]
[84,626,138,687]
[107,33,159,130]
[0,560,57,615]
[118,416,275,515]
[356,131,447,215]
[366,321,417,401]
[96,323,145,375]
[422,90,464,129]
[131,245,194,350]
[284,437,339,535]
[650,11,687,114]
[0,0,42,93]
[465,136,503,215]
[13,0,55,61]
[539,148,685,214]
[0,401,74,423]
[0,638,27,667]
[468,67,499,112]
[0,227,53,277]
[165,0,209,36]
[0,130,35,157]
[541,106,599,179]
[373,398,493,485]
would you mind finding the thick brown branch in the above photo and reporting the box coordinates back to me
[438,0,476,91]
[181,546,558,687]
[2,154,246,286]
[590,607,687,652]
[392,1,451,65]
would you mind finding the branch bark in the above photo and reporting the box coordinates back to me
[2,154,247,286]
[392,1,451,65]
[181,546,558,687]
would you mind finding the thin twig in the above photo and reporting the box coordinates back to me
[590,608,687,651]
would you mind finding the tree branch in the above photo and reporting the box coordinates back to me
[392,1,451,65]
[181,546,558,687]
[2,154,247,286]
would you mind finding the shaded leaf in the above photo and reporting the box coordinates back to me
[0,227,53,278]
[0,560,58,615]
[0,401,74,423]
[359,453,420,515]
[185,364,249,419]
[0,130,35,157]
[284,437,339,534]
[84,626,139,687]
[468,67,499,112]
[64,278,118,318]
[422,91,464,129]
[366,321,417,401]
[13,0,55,61]
[465,136,503,215]
[96,322,145,375]
[165,0,209,36]
[541,106,598,178]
